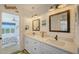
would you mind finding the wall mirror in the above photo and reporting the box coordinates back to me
[32,19,40,31]
[49,10,70,33]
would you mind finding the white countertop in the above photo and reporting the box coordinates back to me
[25,34,77,53]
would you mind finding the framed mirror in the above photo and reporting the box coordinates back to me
[32,19,40,31]
[49,10,70,33]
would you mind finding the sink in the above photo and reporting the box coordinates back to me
[45,38,65,47]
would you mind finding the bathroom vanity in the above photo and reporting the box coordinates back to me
[24,34,77,54]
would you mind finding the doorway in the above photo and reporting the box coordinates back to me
[0,12,20,54]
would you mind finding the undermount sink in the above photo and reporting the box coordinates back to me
[45,38,65,47]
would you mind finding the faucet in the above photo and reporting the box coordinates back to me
[54,35,58,41]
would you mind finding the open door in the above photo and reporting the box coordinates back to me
[0,12,20,54]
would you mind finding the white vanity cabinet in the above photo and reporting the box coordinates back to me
[24,37,71,54]
[39,42,69,54]
[25,37,41,53]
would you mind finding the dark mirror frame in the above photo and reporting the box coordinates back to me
[32,19,40,31]
[49,10,70,33]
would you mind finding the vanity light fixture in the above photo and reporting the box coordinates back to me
[49,5,68,12]
[58,4,68,8]
[32,14,38,18]
[49,6,55,11]
[49,4,59,11]
[4,4,17,9]
[50,6,53,9]
[4,4,19,13]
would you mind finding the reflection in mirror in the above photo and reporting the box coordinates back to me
[49,10,70,33]
[32,19,40,31]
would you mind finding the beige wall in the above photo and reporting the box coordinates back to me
[75,6,79,48]
[19,15,25,50]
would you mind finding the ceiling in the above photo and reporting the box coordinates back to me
[0,4,54,18]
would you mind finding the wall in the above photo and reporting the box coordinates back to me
[75,6,79,49]
[19,15,25,50]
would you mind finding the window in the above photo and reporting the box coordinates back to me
[6,28,10,33]
[2,28,5,34]
[11,28,15,33]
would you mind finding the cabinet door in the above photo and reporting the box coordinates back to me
[39,42,69,54]
[25,37,34,53]
[25,37,41,54]
[31,41,40,54]
[29,38,41,54]
[38,42,51,54]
